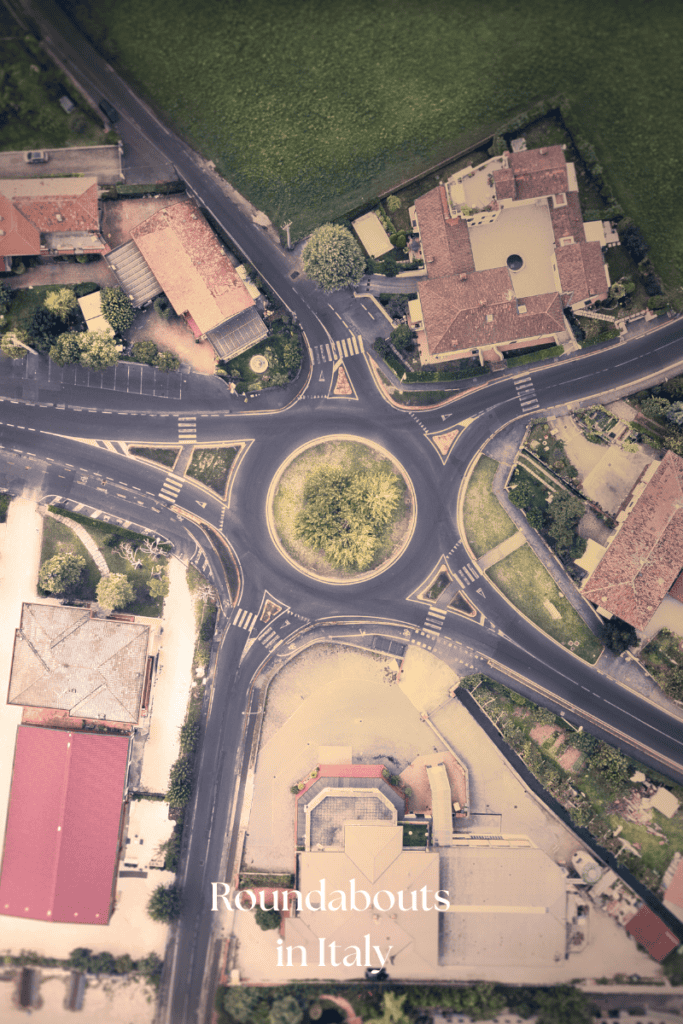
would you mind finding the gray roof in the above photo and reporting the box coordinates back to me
[105,240,162,308]
[205,305,268,361]
[297,775,404,847]
[8,603,150,724]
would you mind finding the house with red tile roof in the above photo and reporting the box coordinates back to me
[410,144,611,362]
[624,905,679,961]
[582,451,683,632]
[128,201,267,360]
[0,177,109,266]
[0,726,129,924]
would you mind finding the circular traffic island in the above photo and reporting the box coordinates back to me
[269,437,416,583]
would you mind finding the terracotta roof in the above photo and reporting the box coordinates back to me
[0,726,129,923]
[556,241,607,303]
[0,194,40,257]
[414,186,475,279]
[131,202,254,334]
[418,269,564,354]
[665,859,683,909]
[0,178,100,254]
[583,451,683,630]
[549,191,586,243]
[507,145,569,200]
[624,905,679,961]
[669,570,683,605]
[492,166,516,200]
[8,603,149,724]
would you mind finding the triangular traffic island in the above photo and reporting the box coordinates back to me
[426,427,461,463]
[408,559,455,606]
[255,590,288,626]
[328,360,358,400]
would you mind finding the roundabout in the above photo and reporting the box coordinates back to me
[266,435,417,585]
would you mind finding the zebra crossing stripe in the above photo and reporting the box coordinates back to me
[429,607,447,619]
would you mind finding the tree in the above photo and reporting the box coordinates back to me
[508,478,538,511]
[666,402,683,426]
[390,323,415,353]
[153,295,172,319]
[609,281,625,301]
[222,987,258,1022]
[45,287,78,322]
[155,351,180,372]
[137,952,163,988]
[68,948,93,971]
[302,223,366,292]
[90,951,116,975]
[254,906,281,930]
[663,431,683,456]
[385,295,409,320]
[166,755,193,806]
[591,741,631,790]
[147,883,181,922]
[96,572,134,610]
[149,575,169,598]
[602,616,638,654]
[101,286,135,333]
[49,331,81,366]
[38,552,85,594]
[385,194,402,212]
[268,996,303,1024]
[27,308,61,352]
[114,954,135,974]
[619,221,649,264]
[545,492,585,560]
[641,394,670,420]
[0,282,13,315]
[535,985,592,1024]
[78,330,120,370]
[131,339,159,365]
[365,993,411,1024]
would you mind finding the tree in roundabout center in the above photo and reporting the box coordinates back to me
[296,465,402,571]
[39,552,86,595]
[147,883,181,922]
[302,223,366,292]
[96,572,134,610]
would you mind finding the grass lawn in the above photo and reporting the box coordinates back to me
[505,344,563,368]
[487,544,602,663]
[38,517,101,601]
[4,283,99,336]
[272,440,411,579]
[462,455,516,558]
[57,0,683,290]
[641,629,683,701]
[48,507,169,616]
[130,446,180,469]
[0,31,112,151]
[186,447,238,497]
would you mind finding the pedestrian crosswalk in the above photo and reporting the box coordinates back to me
[158,475,183,502]
[450,561,479,588]
[257,624,282,651]
[178,416,197,442]
[513,375,540,412]
[312,336,364,364]
[232,607,257,631]
[423,605,447,636]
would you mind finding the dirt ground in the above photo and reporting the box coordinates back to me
[0,971,156,1023]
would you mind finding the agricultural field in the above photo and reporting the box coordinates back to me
[55,0,683,289]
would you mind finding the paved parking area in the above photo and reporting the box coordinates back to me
[0,145,122,184]
[8,353,183,399]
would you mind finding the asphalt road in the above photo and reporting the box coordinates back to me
[5,0,683,1019]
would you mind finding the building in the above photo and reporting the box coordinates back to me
[0,726,129,923]
[410,145,611,363]
[112,201,268,360]
[279,760,570,976]
[0,177,109,268]
[7,603,150,725]
[624,905,680,962]
[582,451,683,631]
[77,290,115,337]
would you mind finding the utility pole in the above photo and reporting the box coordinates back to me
[281,220,292,249]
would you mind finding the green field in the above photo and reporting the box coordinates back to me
[462,455,516,557]
[487,544,603,663]
[54,0,683,288]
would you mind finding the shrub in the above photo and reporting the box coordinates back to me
[101,286,135,333]
[385,194,402,212]
[255,906,281,931]
[154,295,172,319]
[131,339,159,365]
[147,884,181,922]
[155,351,180,372]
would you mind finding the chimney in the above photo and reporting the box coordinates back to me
[540,148,547,155]
[55,213,64,222]
[459,273,467,281]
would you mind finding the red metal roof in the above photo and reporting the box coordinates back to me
[624,905,679,961]
[0,726,129,924]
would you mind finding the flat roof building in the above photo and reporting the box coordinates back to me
[0,726,129,924]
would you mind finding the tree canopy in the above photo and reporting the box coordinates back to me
[268,996,303,1024]
[39,552,86,594]
[302,223,366,292]
[96,572,134,610]
[296,465,402,571]
[49,330,120,370]
[147,883,182,922]
[45,287,78,322]
[101,286,136,333]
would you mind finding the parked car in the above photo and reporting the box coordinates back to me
[24,150,48,163]
[58,93,75,113]
[98,99,118,123]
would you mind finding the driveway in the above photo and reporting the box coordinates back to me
[0,145,122,184]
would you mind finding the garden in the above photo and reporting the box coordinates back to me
[186,446,238,497]
[462,455,516,557]
[219,317,302,392]
[641,629,683,703]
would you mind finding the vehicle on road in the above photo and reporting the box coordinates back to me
[98,99,119,123]
[24,150,49,163]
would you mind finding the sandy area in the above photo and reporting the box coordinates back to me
[123,304,216,375]
[0,500,44,843]
[140,558,196,793]
[0,970,156,1023]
